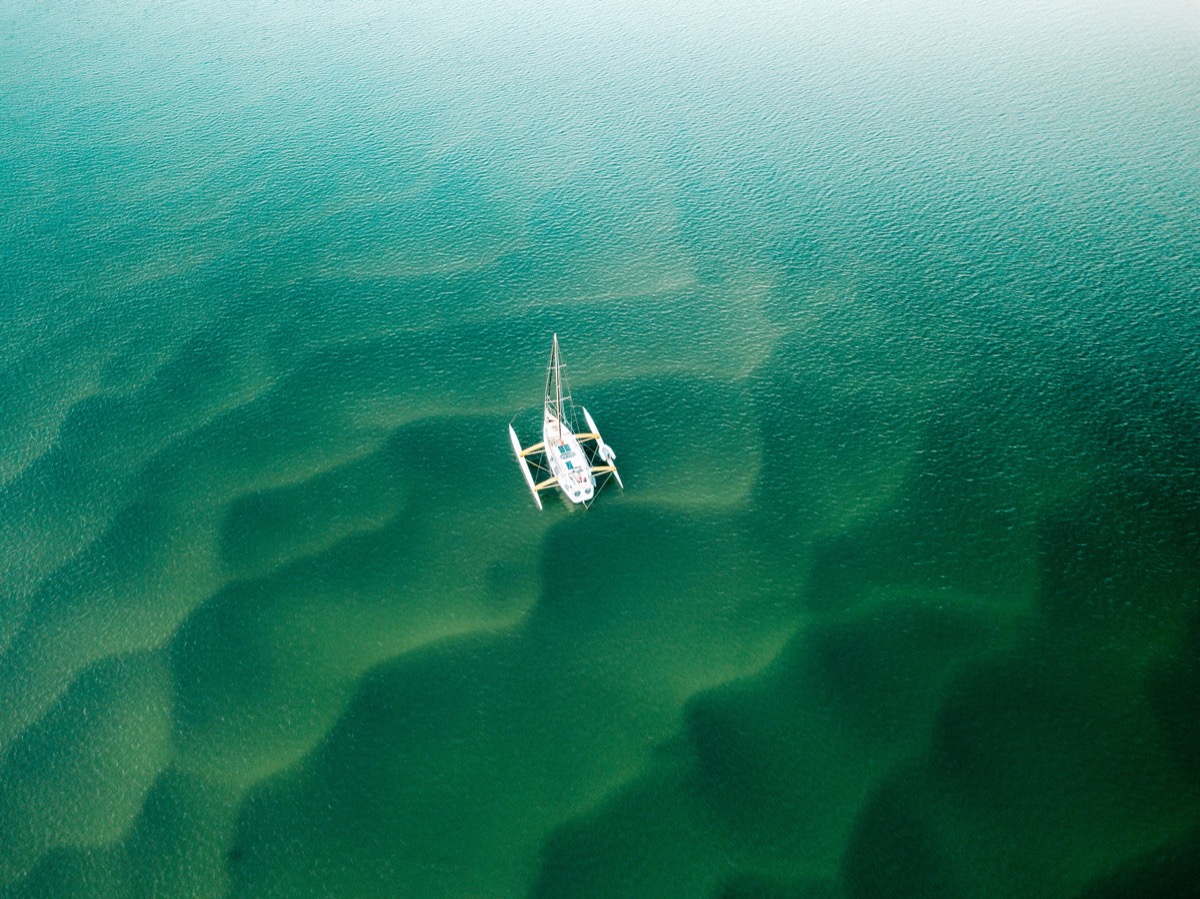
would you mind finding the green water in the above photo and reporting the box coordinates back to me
[2,0,1199,896]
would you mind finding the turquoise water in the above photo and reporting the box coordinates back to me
[2,0,1199,895]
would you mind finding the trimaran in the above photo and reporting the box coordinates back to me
[508,334,623,509]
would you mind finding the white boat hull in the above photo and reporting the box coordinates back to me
[509,335,621,510]
[508,424,544,510]
[543,409,594,504]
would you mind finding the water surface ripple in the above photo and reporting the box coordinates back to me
[1,0,1198,896]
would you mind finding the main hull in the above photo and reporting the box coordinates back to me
[543,408,594,504]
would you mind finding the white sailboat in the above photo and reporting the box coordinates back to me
[508,334,623,510]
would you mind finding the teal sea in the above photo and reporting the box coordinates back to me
[2,0,1199,895]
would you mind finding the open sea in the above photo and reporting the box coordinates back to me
[2,0,1199,896]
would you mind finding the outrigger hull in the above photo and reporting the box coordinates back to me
[508,424,544,510]
[582,406,622,489]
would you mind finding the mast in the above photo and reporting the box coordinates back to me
[545,333,568,441]
[554,333,563,419]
